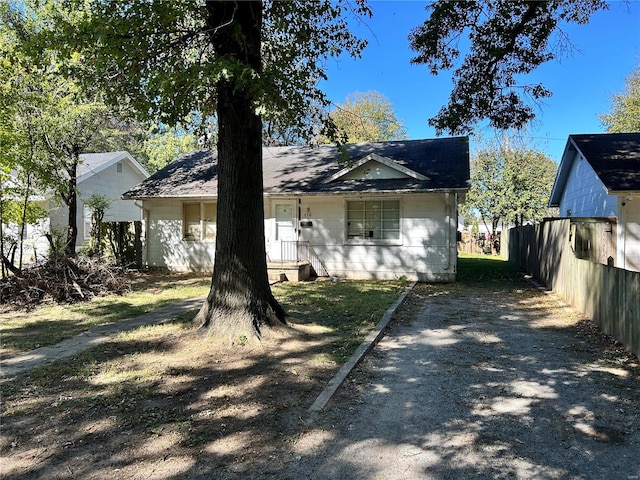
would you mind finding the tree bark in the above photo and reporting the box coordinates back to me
[65,155,79,257]
[134,221,142,268]
[1,179,6,280]
[18,172,34,272]
[195,0,286,340]
[491,217,499,255]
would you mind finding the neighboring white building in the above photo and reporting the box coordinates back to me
[549,133,640,272]
[49,151,150,250]
[123,138,470,282]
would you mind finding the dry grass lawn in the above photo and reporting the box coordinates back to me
[0,275,405,479]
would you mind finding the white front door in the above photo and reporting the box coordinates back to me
[270,202,296,261]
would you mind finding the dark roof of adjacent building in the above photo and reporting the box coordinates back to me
[550,133,640,205]
[122,137,470,199]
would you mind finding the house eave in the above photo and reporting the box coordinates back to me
[606,189,640,197]
[122,194,218,201]
[266,187,469,197]
[124,187,469,201]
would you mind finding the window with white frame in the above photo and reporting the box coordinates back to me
[346,199,400,242]
[183,202,216,241]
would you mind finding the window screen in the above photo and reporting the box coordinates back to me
[184,203,201,240]
[347,199,400,241]
[184,202,216,241]
[202,202,216,240]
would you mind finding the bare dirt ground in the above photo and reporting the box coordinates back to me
[1,269,639,479]
[284,281,640,479]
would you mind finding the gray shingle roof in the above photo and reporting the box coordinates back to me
[78,152,130,177]
[571,133,640,192]
[550,133,640,206]
[122,137,470,199]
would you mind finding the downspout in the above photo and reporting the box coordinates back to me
[134,200,149,267]
[454,192,459,271]
[620,195,633,271]
[444,192,452,271]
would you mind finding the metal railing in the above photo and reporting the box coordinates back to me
[279,241,329,277]
[280,240,309,263]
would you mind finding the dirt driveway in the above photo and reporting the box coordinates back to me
[285,280,640,479]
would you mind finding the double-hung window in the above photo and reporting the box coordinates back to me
[183,202,216,241]
[346,199,400,243]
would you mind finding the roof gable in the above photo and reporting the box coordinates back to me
[322,153,428,184]
[78,151,150,183]
[572,133,640,193]
[550,133,640,205]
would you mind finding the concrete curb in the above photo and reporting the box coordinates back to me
[0,296,206,383]
[308,282,416,412]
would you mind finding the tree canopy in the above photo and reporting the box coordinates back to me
[600,64,640,133]
[409,0,608,135]
[140,124,199,174]
[326,91,407,144]
[47,0,370,139]
[461,139,557,240]
[27,0,372,339]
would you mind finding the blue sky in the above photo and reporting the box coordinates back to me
[321,1,640,163]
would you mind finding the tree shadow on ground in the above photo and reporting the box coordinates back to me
[0,306,371,479]
[3,258,639,479]
[274,256,640,480]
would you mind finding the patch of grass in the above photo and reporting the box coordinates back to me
[1,275,405,370]
[3,279,406,400]
[0,273,210,355]
[457,254,520,285]
[0,278,409,477]
[273,280,405,363]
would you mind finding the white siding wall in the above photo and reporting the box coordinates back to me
[50,160,146,248]
[79,160,145,223]
[340,161,410,180]
[3,217,51,264]
[143,198,217,271]
[278,192,457,281]
[144,192,458,281]
[618,196,640,272]
[48,202,68,238]
[558,151,618,218]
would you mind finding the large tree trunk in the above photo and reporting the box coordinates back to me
[491,216,500,255]
[195,0,286,340]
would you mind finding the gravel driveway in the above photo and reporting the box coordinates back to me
[283,279,640,480]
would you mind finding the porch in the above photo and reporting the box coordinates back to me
[267,241,329,282]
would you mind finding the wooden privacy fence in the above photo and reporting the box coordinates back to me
[502,218,640,359]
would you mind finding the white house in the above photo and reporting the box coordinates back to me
[549,133,640,271]
[49,151,150,250]
[123,138,470,282]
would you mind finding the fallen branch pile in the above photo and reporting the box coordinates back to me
[0,257,132,310]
